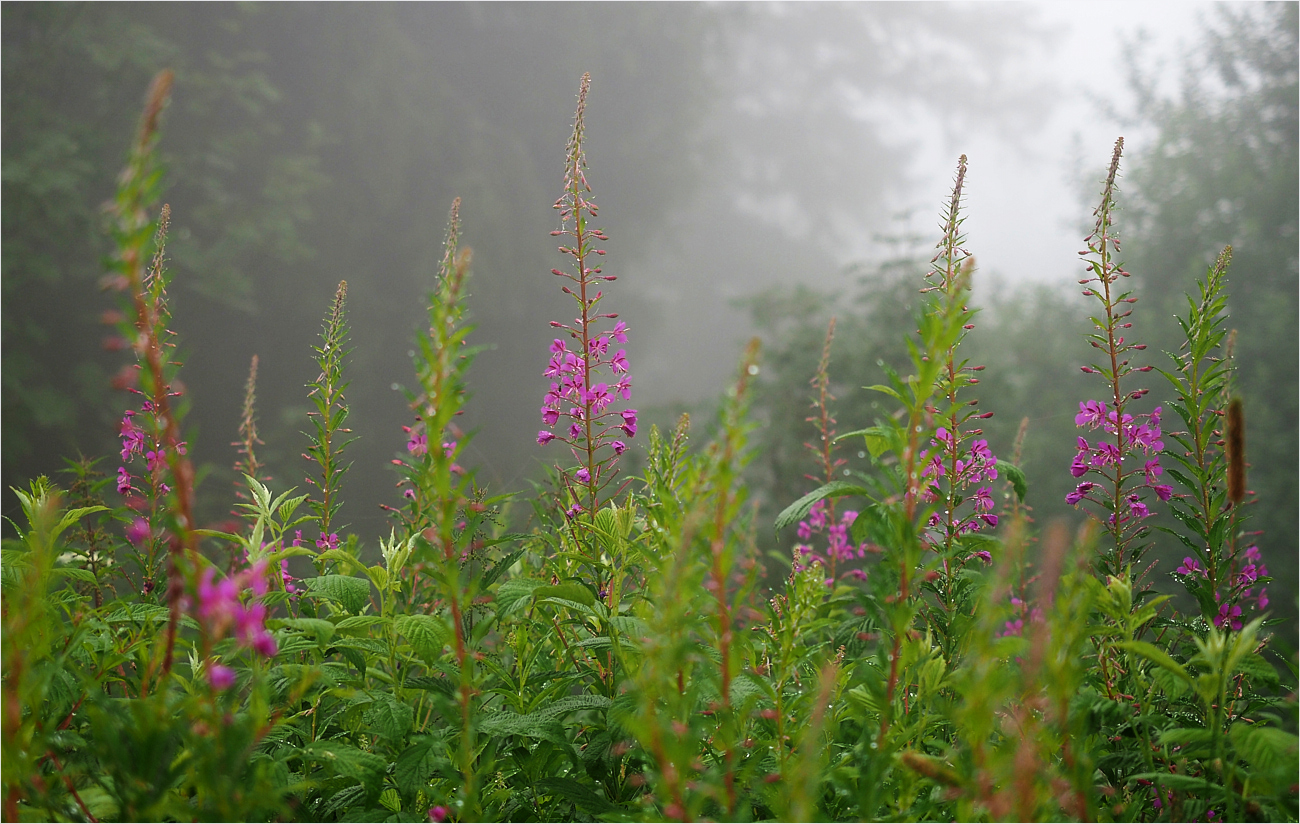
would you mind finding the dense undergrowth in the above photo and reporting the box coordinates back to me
[2,71,1296,823]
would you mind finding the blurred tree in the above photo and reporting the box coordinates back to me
[2,3,1050,543]
[1117,2,1297,615]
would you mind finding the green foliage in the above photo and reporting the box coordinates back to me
[3,59,1296,824]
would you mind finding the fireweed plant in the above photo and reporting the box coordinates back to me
[1,70,1295,823]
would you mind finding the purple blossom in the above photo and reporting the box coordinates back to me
[119,412,146,461]
[125,517,151,546]
[565,503,583,520]
[971,550,992,565]
[609,349,629,374]
[542,407,560,426]
[1066,481,1095,505]
[407,432,428,456]
[117,467,134,496]
[1075,400,1107,428]
[538,430,556,445]
[797,521,813,541]
[1257,588,1269,610]
[610,321,629,343]
[611,440,626,455]
[209,664,236,691]
[588,335,609,357]
[145,448,166,473]
[1175,557,1205,577]
[316,533,340,551]
[569,422,583,439]
[1214,601,1243,631]
[429,806,449,823]
[1127,494,1150,519]
[576,467,591,484]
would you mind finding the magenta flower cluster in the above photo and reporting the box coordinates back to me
[1175,545,1269,630]
[116,403,186,545]
[1065,400,1171,521]
[538,324,635,454]
[198,560,278,690]
[919,427,1000,543]
[792,500,869,582]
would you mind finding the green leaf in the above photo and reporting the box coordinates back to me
[304,574,371,614]
[534,776,616,815]
[299,741,387,783]
[1229,723,1298,777]
[51,566,97,584]
[1116,640,1192,684]
[335,615,390,636]
[395,614,452,661]
[775,481,870,533]
[273,617,336,644]
[496,578,546,616]
[994,461,1027,502]
[835,426,892,458]
[393,737,440,795]
[534,582,595,607]
[364,693,415,741]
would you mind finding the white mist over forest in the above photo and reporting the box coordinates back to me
[3,3,1293,620]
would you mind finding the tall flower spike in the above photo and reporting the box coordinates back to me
[1065,138,1163,573]
[537,73,634,516]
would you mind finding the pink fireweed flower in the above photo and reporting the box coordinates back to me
[198,561,278,657]
[209,664,237,691]
[1175,557,1205,577]
[575,467,591,484]
[117,467,134,496]
[316,533,340,551]
[971,550,993,565]
[125,517,151,546]
[407,431,428,456]
[145,448,166,473]
[609,349,629,373]
[1066,481,1095,505]
[119,411,146,461]
[611,321,629,343]
[1215,601,1243,631]
[281,559,298,595]
[1075,400,1107,428]
[538,430,556,445]
[611,440,626,455]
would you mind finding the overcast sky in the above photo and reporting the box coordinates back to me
[892,1,1214,290]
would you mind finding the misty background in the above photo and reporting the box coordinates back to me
[3,3,1295,630]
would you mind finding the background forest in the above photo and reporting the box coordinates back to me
[3,2,1296,633]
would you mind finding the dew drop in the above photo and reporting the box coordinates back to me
[391,383,400,391]
[857,451,866,459]
[747,364,760,376]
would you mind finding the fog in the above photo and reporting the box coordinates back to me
[3,2,1286,567]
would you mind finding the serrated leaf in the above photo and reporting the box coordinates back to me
[535,776,616,815]
[395,614,452,661]
[775,481,870,533]
[394,737,442,795]
[481,549,525,590]
[496,578,546,616]
[300,741,387,782]
[305,574,371,614]
[335,615,390,636]
[52,567,98,584]
[1229,723,1298,776]
[364,693,414,741]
